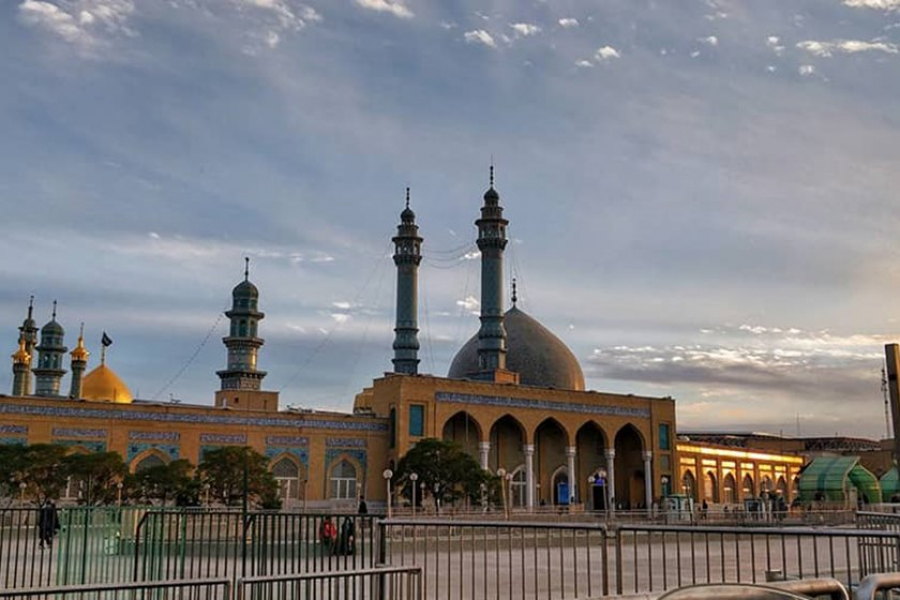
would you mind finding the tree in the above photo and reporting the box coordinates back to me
[126,459,196,506]
[198,447,281,509]
[63,451,128,505]
[395,438,494,506]
[17,444,69,504]
[0,445,27,506]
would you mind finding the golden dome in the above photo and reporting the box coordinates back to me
[11,336,30,365]
[70,332,90,363]
[81,364,133,404]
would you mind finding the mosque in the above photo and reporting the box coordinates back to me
[2,172,807,510]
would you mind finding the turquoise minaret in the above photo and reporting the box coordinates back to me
[475,166,509,373]
[392,187,423,375]
[17,296,38,395]
[32,301,68,396]
[217,258,267,390]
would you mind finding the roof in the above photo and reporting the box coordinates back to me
[81,364,133,404]
[881,466,899,498]
[448,306,585,391]
[798,456,882,503]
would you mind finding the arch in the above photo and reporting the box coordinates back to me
[776,476,787,497]
[535,418,569,506]
[441,411,483,460]
[550,465,570,506]
[270,453,307,503]
[614,424,646,510]
[742,474,755,499]
[723,473,737,504]
[328,458,359,500]
[704,471,719,503]
[682,470,697,500]
[488,415,526,474]
[575,421,608,504]
[761,475,774,495]
[510,467,527,508]
[130,448,171,473]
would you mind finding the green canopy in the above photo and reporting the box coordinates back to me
[798,456,882,504]
[881,466,899,500]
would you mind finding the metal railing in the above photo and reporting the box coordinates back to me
[0,577,230,600]
[238,566,423,600]
[380,518,610,600]
[856,571,900,600]
[614,524,900,594]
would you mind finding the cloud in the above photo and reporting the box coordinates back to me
[510,22,540,37]
[594,45,620,61]
[843,0,900,9]
[699,35,718,46]
[766,36,785,54]
[18,0,135,51]
[798,64,816,76]
[558,18,578,28]
[797,39,899,57]
[464,29,496,48]
[575,59,593,68]
[354,0,413,19]
[456,295,480,314]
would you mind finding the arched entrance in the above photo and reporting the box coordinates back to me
[614,424,646,510]
[723,473,737,504]
[329,459,358,500]
[742,474,755,499]
[535,418,568,506]
[271,455,306,505]
[682,470,697,501]
[489,415,525,474]
[705,471,719,503]
[442,411,482,461]
[576,422,607,504]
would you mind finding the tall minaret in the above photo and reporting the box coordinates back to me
[17,296,39,395]
[33,301,68,397]
[11,334,31,396]
[392,187,423,375]
[217,258,267,391]
[68,324,89,399]
[475,166,510,374]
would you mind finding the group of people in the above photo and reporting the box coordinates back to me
[318,516,357,556]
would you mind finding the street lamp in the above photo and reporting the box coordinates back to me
[587,475,596,512]
[116,481,124,507]
[203,483,211,507]
[409,473,418,518]
[383,469,393,519]
[496,468,507,518]
[18,481,26,506]
[434,483,441,515]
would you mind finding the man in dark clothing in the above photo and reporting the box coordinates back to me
[357,499,368,514]
[38,501,59,549]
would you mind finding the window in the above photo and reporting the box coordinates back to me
[388,408,396,449]
[272,457,302,501]
[135,454,166,472]
[511,468,526,507]
[408,405,424,437]
[330,460,358,500]
[658,424,670,451]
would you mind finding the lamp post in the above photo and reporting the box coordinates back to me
[496,468,507,519]
[409,473,418,518]
[18,481,26,506]
[203,483,211,508]
[383,469,393,519]
[117,481,124,507]
[434,483,441,515]
[587,476,596,512]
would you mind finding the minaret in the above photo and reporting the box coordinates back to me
[475,165,510,375]
[17,296,39,395]
[33,301,68,396]
[392,187,423,375]
[11,334,31,396]
[68,324,89,399]
[217,258,267,391]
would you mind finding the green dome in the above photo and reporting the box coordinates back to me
[232,279,259,299]
[41,319,64,337]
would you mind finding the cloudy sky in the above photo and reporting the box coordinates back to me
[3,0,900,439]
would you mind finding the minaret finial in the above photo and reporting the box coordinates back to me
[244,257,250,281]
[512,278,517,306]
[52,300,57,320]
[28,295,34,319]
[489,161,494,188]
[406,187,410,209]
[79,322,84,338]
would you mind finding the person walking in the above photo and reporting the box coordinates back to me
[319,517,337,557]
[38,500,59,550]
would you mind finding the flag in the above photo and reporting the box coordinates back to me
[101,332,113,347]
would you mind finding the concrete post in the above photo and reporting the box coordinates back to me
[566,446,577,504]
[643,451,654,513]
[605,449,616,515]
[524,444,535,509]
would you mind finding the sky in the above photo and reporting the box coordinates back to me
[2,0,900,439]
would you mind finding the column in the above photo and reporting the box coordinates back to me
[643,451,653,513]
[524,444,535,509]
[566,446,577,504]
[605,449,616,515]
[479,441,491,470]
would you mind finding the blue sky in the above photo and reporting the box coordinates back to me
[3,0,900,438]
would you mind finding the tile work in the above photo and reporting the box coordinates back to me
[129,431,180,442]
[266,446,310,466]
[435,391,651,418]
[52,428,106,439]
[200,433,247,444]
[53,439,107,453]
[326,438,367,448]
[266,436,309,446]
[0,425,27,435]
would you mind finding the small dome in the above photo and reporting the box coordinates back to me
[70,335,89,362]
[401,206,416,223]
[483,186,499,203]
[448,306,585,391]
[11,337,30,365]
[81,364,133,404]
[232,279,259,299]
[41,319,64,337]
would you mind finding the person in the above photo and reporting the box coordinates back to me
[339,517,356,556]
[701,499,709,520]
[38,500,59,549]
[357,498,368,515]
[319,517,337,556]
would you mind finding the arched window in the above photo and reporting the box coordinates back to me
[682,470,697,499]
[511,468,526,508]
[705,471,719,503]
[723,473,736,504]
[272,457,302,501]
[330,460,357,500]
[742,474,755,498]
[135,454,167,472]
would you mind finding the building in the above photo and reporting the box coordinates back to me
[2,171,807,510]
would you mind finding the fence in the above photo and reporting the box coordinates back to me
[378,518,900,599]
[0,578,230,600]
[238,566,423,600]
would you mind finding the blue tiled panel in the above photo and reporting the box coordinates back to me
[326,438,366,448]
[0,437,26,446]
[0,403,388,431]
[129,431,180,441]
[54,440,107,452]
[434,392,651,418]
[0,425,27,435]
[200,433,246,444]
[52,428,106,438]
[266,446,309,466]
[127,443,180,462]
[266,436,308,446]
[325,448,367,475]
